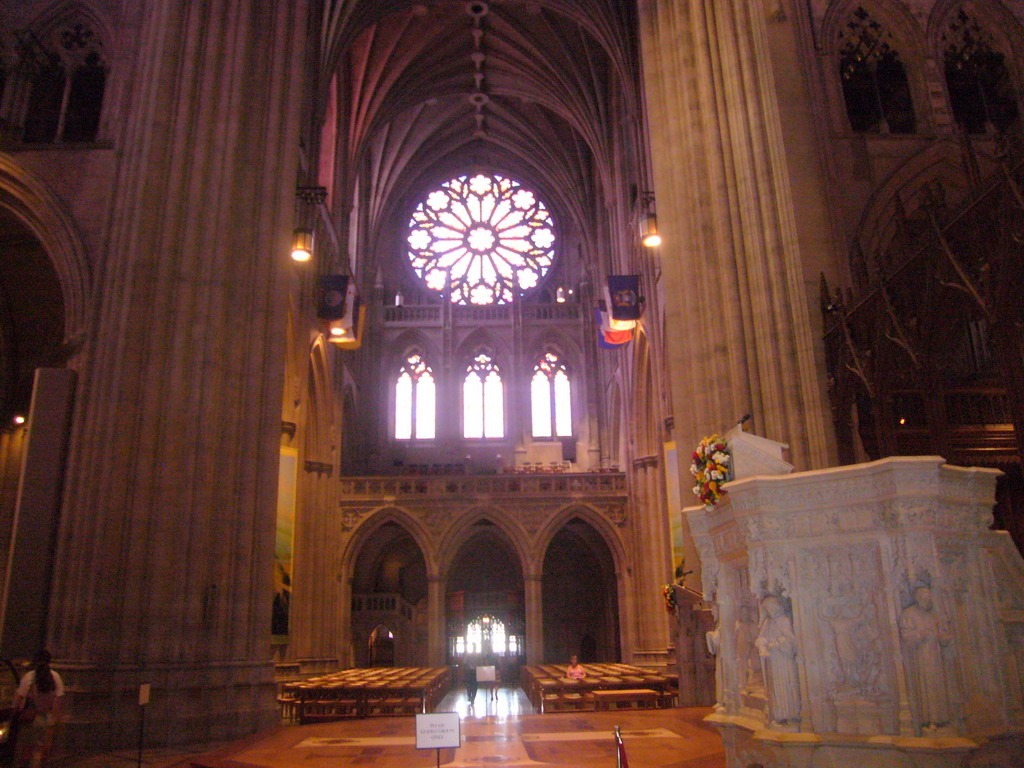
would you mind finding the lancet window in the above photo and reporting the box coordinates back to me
[395,351,436,440]
[463,351,504,439]
[19,21,106,144]
[531,350,572,438]
[407,173,555,306]
[838,7,916,134]
[943,10,1019,134]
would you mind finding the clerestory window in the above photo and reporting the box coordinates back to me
[463,352,504,439]
[838,7,916,134]
[395,352,436,440]
[19,23,106,144]
[531,351,572,438]
[943,10,1019,135]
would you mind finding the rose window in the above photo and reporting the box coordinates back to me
[407,173,555,304]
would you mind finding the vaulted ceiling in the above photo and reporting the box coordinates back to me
[316,0,646,283]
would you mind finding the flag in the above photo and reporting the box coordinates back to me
[317,275,351,320]
[606,275,642,320]
[596,306,632,348]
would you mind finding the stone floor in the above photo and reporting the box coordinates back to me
[52,687,726,768]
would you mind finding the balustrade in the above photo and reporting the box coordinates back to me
[339,472,626,498]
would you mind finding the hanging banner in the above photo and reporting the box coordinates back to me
[606,275,642,320]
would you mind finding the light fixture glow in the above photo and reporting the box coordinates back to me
[641,213,662,247]
[556,287,566,303]
[13,415,25,425]
[291,228,313,262]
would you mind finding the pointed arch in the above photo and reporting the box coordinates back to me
[531,503,627,577]
[436,509,529,580]
[305,335,337,463]
[822,1,930,134]
[929,1,1023,134]
[341,506,438,581]
[0,155,89,340]
[854,140,972,258]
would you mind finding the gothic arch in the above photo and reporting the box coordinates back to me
[821,0,925,56]
[927,0,1024,62]
[28,0,113,50]
[453,328,512,370]
[523,328,584,373]
[387,329,440,375]
[305,336,336,462]
[854,141,971,257]
[341,506,438,581]
[821,0,933,133]
[0,155,89,340]
[631,328,659,457]
[531,503,626,578]
[436,510,529,582]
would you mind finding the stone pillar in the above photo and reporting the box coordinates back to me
[45,0,308,750]
[524,574,543,664]
[689,457,1024,767]
[427,576,445,666]
[289,458,342,666]
[631,455,671,651]
[638,0,833,472]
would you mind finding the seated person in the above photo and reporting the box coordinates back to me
[566,655,586,680]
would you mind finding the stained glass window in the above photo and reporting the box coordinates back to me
[943,10,1018,134]
[395,352,435,440]
[838,7,916,134]
[531,351,572,438]
[464,352,504,438]
[407,173,555,305]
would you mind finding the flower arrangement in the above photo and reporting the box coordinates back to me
[690,434,731,510]
[661,583,677,614]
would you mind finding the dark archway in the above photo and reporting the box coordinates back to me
[351,522,428,667]
[446,520,524,681]
[542,517,619,664]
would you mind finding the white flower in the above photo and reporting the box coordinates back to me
[712,451,728,464]
[692,486,701,496]
[711,470,724,480]
[689,464,697,475]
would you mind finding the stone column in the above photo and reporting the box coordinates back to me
[631,455,672,651]
[46,0,308,750]
[524,574,543,664]
[638,0,833,472]
[427,575,445,666]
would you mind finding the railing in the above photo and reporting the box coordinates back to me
[339,472,626,498]
[452,304,511,323]
[383,305,441,324]
[352,592,416,620]
[523,304,581,322]
[382,302,582,326]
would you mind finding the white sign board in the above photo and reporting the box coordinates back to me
[416,712,461,750]
[476,665,496,682]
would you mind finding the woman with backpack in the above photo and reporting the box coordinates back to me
[13,650,64,768]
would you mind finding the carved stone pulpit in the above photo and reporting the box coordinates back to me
[687,455,1024,767]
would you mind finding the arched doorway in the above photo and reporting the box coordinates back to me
[542,518,619,663]
[350,522,428,667]
[446,520,524,681]
[0,205,68,653]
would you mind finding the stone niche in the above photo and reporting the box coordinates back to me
[687,455,1024,768]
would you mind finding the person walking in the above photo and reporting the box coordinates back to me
[14,650,64,768]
